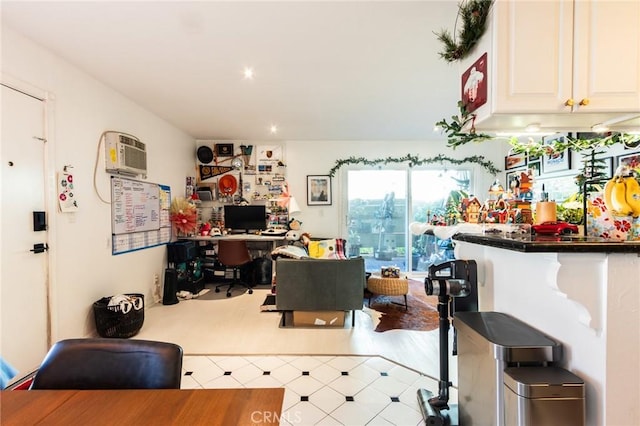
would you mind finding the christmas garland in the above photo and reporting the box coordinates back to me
[328,153,501,177]
[435,0,494,62]
[436,101,503,148]
[508,133,640,157]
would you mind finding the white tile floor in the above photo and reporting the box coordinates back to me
[179,354,440,425]
[137,284,459,425]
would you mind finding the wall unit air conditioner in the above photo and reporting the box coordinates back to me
[105,132,147,176]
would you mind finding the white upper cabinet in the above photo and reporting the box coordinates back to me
[460,0,640,132]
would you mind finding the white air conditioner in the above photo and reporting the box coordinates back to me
[105,132,147,176]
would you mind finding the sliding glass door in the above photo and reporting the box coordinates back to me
[347,168,470,273]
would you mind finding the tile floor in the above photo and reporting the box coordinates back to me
[179,354,446,426]
[136,284,460,425]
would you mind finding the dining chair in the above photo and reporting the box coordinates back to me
[29,338,183,389]
[215,239,254,297]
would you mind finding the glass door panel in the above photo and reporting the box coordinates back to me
[347,170,407,273]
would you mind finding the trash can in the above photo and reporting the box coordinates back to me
[504,366,585,426]
[454,311,563,426]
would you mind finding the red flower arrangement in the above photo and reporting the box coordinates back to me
[169,197,198,235]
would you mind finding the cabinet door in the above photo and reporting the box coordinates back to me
[493,0,574,113]
[573,0,640,113]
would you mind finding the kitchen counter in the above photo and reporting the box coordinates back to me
[452,233,640,253]
[452,237,639,426]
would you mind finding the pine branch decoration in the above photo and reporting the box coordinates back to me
[435,0,494,62]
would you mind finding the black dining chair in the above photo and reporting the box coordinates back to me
[215,239,254,297]
[29,338,183,390]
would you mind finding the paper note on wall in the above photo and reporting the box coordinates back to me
[58,171,79,212]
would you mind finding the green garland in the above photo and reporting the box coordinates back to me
[437,102,640,155]
[328,153,501,177]
[508,133,640,157]
[436,101,502,148]
[435,0,494,62]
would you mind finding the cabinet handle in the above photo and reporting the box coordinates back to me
[564,99,574,107]
[579,98,590,106]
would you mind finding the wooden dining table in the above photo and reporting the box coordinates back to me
[1,387,285,425]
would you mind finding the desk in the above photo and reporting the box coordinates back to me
[1,388,285,425]
[184,234,285,242]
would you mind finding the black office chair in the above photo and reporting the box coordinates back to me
[215,239,254,297]
[29,338,183,389]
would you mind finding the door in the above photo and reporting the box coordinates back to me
[346,168,468,273]
[1,84,49,377]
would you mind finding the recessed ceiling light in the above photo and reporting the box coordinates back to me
[243,67,254,80]
[591,123,609,132]
[524,123,541,132]
[269,124,278,134]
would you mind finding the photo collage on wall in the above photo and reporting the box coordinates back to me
[195,141,286,202]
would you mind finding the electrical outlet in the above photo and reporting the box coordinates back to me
[153,274,159,286]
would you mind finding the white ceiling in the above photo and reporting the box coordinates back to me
[1,1,461,141]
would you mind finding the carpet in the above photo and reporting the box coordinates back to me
[368,278,439,333]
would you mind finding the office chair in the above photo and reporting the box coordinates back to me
[215,239,254,297]
[29,338,183,389]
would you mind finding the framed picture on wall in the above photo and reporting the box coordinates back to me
[527,156,541,177]
[307,175,332,205]
[542,133,571,173]
[505,168,525,194]
[505,152,527,170]
[617,153,640,175]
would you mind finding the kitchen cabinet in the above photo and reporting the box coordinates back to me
[461,0,640,132]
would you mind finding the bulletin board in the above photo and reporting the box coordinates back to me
[110,176,172,255]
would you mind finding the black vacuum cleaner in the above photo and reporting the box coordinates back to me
[417,260,478,426]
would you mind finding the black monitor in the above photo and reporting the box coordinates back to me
[223,205,267,234]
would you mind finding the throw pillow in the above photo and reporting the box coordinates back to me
[308,239,347,260]
[271,245,309,259]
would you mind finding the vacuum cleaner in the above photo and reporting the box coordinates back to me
[417,260,478,426]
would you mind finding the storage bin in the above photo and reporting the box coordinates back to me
[454,311,562,426]
[93,293,144,338]
[504,366,585,426]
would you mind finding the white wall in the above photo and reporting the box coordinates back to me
[283,139,508,238]
[1,27,195,340]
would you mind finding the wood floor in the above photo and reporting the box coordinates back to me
[136,284,458,383]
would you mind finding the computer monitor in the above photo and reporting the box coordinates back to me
[223,205,267,234]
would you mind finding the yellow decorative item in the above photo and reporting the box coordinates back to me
[308,239,347,260]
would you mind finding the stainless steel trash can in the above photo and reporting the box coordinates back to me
[504,366,585,426]
[454,311,562,426]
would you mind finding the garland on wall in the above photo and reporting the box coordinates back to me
[328,154,501,177]
[435,0,494,62]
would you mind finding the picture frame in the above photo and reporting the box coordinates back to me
[617,153,640,175]
[585,156,614,179]
[505,152,527,170]
[542,133,571,173]
[215,143,234,157]
[527,157,541,177]
[307,175,332,206]
[505,167,526,194]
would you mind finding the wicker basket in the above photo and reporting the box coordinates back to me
[367,276,409,296]
[93,293,144,338]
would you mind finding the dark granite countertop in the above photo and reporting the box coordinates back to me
[452,233,640,253]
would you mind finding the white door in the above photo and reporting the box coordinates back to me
[1,84,49,378]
